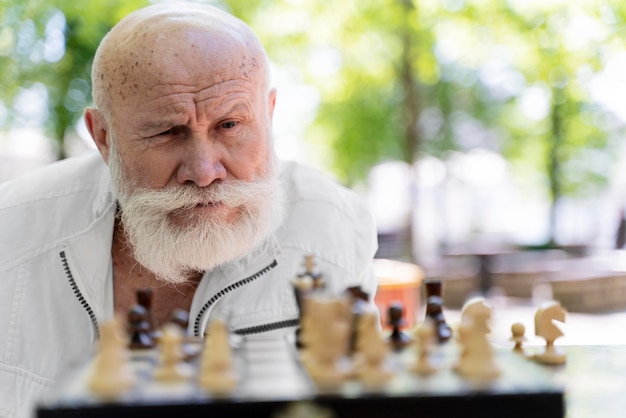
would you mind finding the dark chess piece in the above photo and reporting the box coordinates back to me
[346,286,370,354]
[424,279,452,343]
[387,301,413,351]
[169,308,190,333]
[136,288,157,338]
[127,304,155,349]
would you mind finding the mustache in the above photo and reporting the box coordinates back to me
[120,180,275,214]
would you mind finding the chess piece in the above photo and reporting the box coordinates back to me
[454,297,500,379]
[137,288,162,343]
[199,319,237,394]
[169,308,190,333]
[88,316,136,398]
[387,301,413,351]
[300,254,325,289]
[292,255,325,296]
[459,297,492,334]
[136,288,155,331]
[410,320,438,375]
[533,301,567,365]
[345,286,370,354]
[292,255,325,348]
[127,304,155,349]
[353,310,392,386]
[423,279,452,343]
[153,323,194,381]
[302,296,351,388]
[510,322,529,356]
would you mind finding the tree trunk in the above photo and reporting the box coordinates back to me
[399,0,421,263]
[547,88,565,246]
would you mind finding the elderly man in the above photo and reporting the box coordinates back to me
[0,3,378,417]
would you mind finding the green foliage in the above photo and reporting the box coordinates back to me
[0,0,149,158]
[2,0,626,215]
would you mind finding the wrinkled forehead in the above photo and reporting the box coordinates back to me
[92,4,268,112]
[111,5,257,51]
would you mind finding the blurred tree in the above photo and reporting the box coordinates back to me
[2,0,626,253]
[0,0,148,159]
[254,0,626,249]
[421,0,626,247]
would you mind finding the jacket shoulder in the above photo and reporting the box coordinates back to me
[277,161,378,277]
[0,153,115,268]
[279,160,367,213]
[0,153,108,207]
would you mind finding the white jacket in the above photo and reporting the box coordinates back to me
[0,153,378,418]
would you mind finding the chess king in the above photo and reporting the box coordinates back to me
[0,3,379,417]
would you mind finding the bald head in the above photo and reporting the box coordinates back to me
[91,2,270,120]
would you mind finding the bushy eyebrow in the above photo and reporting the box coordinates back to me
[138,119,183,133]
[212,101,252,120]
[136,97,254,134]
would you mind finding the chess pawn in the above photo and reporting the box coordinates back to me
[410,320,437,375]
[136,288,158,338]
[387,302,413,351]
[127,304,155,350]
[88,316,136,399]
[423,279,452,343]
[353,311,392,386]
[199,320,237,394]
[510,322,529,357]
[153,323,194,381]
[533,301,567,365]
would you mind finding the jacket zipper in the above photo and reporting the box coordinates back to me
[60,251,100,339]
[234,318,300,336]
[193,259,278,337]
[60,253,283,340]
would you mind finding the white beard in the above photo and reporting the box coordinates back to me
[108,140,284,285]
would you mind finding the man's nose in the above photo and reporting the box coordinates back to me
[175,139,227,187]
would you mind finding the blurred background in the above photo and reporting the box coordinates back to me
[3,0,626,342]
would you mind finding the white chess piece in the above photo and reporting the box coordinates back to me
[510,322,529,357]
[353,310,392,385]
[454,298,500,379]
[533,301,567,365]
[304,296,351,387]
[153,323,194,381]
[88,316,136,398]
[410,320,438,375]
[199,319,237,394]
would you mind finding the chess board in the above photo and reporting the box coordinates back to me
[37,334,565,418]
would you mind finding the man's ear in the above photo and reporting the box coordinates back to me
[268,88,277,120]
[84,107,111,163]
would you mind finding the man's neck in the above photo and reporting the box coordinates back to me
[111,218,203,329]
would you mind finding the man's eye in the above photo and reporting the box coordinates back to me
[221,121,238,129]
[153,127,184,138]
[157,129,174,136]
